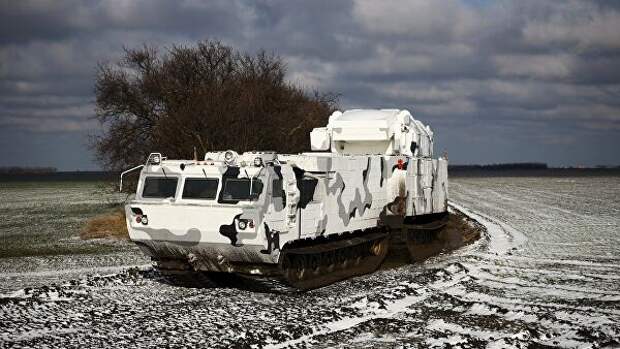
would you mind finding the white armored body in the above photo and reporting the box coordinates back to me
[123,109,448,289]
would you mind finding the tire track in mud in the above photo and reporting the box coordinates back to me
[265,263,472,349]
[444,178,620,347]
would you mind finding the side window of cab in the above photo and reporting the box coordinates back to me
[272,178,286,208]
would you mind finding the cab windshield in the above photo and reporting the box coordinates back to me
[142,177,178,198]
[220,178,263,202]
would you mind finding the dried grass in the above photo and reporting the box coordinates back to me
[80,209,129,240]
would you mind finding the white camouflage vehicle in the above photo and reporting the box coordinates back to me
[121,109,448,290]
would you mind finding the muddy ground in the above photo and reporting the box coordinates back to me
[1,176,619,348]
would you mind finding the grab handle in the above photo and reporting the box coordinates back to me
[119,164,144,192]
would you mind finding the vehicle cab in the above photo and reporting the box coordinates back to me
[122,151,291,268]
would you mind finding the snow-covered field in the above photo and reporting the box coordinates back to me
[1,176,619,348]
[0,182,148,293]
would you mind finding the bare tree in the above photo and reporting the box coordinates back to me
[93,40,338,171]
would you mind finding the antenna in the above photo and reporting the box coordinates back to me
[193,146,198,161]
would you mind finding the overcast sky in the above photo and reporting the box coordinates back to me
[1,0,619,170]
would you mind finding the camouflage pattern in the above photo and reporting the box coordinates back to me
[124,110,448,273]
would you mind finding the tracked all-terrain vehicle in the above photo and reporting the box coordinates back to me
[121,109,448,290]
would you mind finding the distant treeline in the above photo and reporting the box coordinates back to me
[449,163,620,177]
[0,166,58,174]
[0,171,114,182]
[448,163,548,171]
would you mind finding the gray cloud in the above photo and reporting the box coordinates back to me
[0,0,619,168]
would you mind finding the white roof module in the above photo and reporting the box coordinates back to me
[312,109,433,157]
